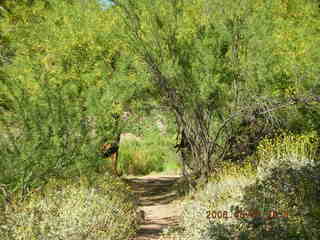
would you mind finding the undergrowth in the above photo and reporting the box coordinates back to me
[161,132,320,240]
[0,174,138,240]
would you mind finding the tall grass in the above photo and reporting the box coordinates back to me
[118,128,178,175]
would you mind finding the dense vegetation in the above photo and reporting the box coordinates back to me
[0,0,320,239]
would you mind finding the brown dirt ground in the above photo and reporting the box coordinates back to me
[123,174,183,240]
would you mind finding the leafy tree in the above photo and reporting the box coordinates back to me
[0,0,134,197]
[113,0,320,184]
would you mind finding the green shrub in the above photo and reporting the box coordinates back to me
[238,164,320,239]
[163,132,320,240]
[235,132,320,239]
[119,141,149,175]
[118,129,176,176]
[0,174,138,240]
[0,0,127,196]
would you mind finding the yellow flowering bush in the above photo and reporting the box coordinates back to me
[256,131,319,179]
[236,132,320,239]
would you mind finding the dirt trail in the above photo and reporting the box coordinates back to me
[124,175,183,240]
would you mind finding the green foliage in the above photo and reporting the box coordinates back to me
[119,128,176,176]
[0,0,320,235]
[0,174,138,240]
[114,0,320,115]
[1,1,112,94]
[237,0,320,95]
[114,0,320,180]
[165,132,320,239]
[0,1,130,197]
[116,107,178,175]
[114,0,232,111]
[233,132,320,239]
[119,142,146,175]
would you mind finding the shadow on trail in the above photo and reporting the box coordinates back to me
[124,176,181,206]
[123,175,182,240]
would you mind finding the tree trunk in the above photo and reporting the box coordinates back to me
[174,108,215,187]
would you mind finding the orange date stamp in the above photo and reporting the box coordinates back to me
[206,210,289,220]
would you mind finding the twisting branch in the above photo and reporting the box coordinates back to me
[213,94,320,146]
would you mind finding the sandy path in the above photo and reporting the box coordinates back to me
[124,175,183,240]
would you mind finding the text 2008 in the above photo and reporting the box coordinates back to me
[206,210,288,220]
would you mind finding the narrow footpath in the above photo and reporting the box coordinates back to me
[124,175,183,240]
